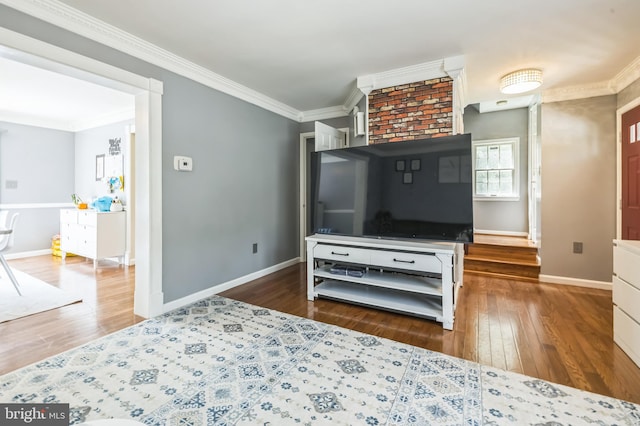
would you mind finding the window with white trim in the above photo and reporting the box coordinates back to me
[473,138,519,200]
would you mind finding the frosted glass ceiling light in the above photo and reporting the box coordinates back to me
[500,68,543,94]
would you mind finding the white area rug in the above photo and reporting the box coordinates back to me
[1,296,638,424]
[0,267,82,323]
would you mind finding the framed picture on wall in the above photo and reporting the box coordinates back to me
[95,154,105,181]
[395,160,405,172]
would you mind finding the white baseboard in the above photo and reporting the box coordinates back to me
[538,274,612,290]
[474,229,529,237]
[4,249,52,260]
[162,257,301,313]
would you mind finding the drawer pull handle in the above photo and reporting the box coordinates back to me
[393,258,416,264]
[331,251,349,256]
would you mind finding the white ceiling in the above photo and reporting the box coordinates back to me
[0,56,134,131]
[2,0,640,127]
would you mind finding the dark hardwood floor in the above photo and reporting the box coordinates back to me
[2,255,639,405]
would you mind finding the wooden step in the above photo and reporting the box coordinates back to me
[464,234,540,281]
[466,243,538,263]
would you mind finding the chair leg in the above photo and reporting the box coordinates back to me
[0,255,22,296]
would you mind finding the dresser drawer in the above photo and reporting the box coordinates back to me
[77,211,97,227]
[314,244,370,264]
[77,239,97,258]
[60,209,78,224]
[370,250,441,274]
[613,276,640,320]
[614,243,640,288]
[59,233,77,253]
[614,306,640,368]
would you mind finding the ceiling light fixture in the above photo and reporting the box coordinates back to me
[500,68,543,94]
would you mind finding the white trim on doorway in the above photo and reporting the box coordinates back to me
[0,27,164,318]
[299,132,314,261]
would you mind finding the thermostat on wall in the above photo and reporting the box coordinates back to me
[174,156,193,171]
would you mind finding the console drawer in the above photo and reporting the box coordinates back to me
[370,250,440,274]
[314,244,370,264]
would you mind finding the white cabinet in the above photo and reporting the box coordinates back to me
[613,240,640,368]
[60,209,126,267]
[306,234,463,330]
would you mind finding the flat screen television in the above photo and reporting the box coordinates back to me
[309,133,473,243]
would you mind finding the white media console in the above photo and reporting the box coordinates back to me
[306,234,464,330]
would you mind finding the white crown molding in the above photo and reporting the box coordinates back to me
[613,55,640,92]
[357,56,463,93]
[299,105,350,123]
[542,80,616,104]
[542,55,640,104]
[342,84,365,115]
[0,0,301,121]
[6,1,637,122]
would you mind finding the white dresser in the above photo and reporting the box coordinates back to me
[613,239,640,368]
[60,209,126,267]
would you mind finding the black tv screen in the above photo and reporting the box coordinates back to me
[309,134,473,243]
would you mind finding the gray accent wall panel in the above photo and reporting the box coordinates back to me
[540,95,616,283]
[0,121,74,253]
[0,121,74,203]
[161,77,299,301]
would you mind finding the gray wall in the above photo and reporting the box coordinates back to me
[540,95,617,282]
[463,106,529,233]
[0,5,300,303]
[0,121,75,252]
[75,120,133,204]
[161,78,299,301]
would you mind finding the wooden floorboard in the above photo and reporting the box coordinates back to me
[1,256,639,405]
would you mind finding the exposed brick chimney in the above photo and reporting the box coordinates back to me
[368,77,453,144]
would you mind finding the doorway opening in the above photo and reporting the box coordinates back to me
[0,27,163,317]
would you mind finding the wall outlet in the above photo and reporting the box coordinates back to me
[573,241,583,254]
[253,243,258,254]
[5,180,17,189]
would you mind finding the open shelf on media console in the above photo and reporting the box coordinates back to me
[314,264,442,297]
[314,280,443,320]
